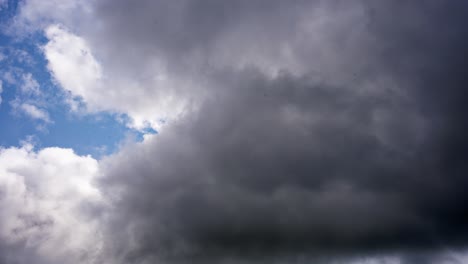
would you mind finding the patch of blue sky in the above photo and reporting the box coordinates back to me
[0,1,154,158]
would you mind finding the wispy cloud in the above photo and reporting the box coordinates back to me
[19,103,51,122]
[20,73,40,95]
[0,80,3,105]
[10,99,51,123]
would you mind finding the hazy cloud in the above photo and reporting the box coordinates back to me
[0,80,3,105]
[20,73,40,95]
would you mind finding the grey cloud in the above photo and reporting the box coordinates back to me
[79,0,375,92]
[98,70,419,261]
[92,1,468,263]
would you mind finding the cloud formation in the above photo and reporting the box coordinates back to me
[10,102,50,123]
[2,0,468,263]
[7,72,52,124]
[0,144,103,264]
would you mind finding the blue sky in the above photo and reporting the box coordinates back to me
[0,0,148,157]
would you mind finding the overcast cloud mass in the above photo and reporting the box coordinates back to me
[1,0,468,263]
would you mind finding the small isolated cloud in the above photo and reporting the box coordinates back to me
[19,103,51,123]
[11,100,51,123]
[20,73,40,95]
[2,70,16,85]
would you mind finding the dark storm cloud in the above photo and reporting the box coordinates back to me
[92,0,468,263]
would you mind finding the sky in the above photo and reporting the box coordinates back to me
[1,0,468,263]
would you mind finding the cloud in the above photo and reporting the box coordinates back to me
[2,70,17,85]
[4,0,468,263]
[93,1,468,262]
[19,103,51,123]
[43,24,192,130]
[0,0,7,10]
[43,25,102,111]
[7,0,90,36]
[2,70,53,125]
[20,73,40,95]
[37,0,378,131]
[0,80,3,105]
[96,70,428,263]
[10,101,51,123]
[0,144,103,264]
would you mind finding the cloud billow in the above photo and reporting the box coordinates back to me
[93,1,468,263]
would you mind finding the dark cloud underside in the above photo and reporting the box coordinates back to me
[93,1,468,263]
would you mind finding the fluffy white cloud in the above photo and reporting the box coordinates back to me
[43,24,192,130]
[0,144,103,263]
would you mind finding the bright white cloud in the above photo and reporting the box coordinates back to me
[43,24,192,130]
[0,145,103,263]
[44,25,102,102]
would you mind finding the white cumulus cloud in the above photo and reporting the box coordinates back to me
[43,24,191,130]
[0,145,103,263]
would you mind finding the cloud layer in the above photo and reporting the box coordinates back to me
[2,0,468,263]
